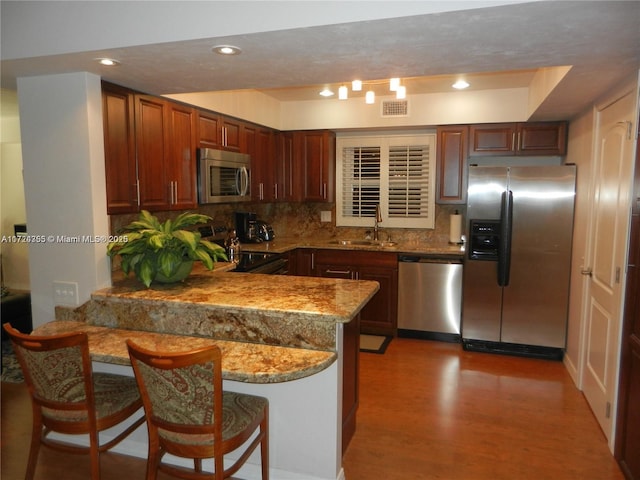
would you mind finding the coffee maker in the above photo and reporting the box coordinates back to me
[234,212,260,243]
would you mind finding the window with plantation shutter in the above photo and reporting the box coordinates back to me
[336,133,436,229]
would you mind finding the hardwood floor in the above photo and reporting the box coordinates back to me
[2,338,623,480]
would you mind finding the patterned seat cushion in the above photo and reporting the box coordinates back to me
[158,391,268,446]
[43,373,141,422]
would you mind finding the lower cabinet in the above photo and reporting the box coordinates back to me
[342,313,360,453]
[292,249,398,336]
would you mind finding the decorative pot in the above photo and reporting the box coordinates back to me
[153,260,194,284]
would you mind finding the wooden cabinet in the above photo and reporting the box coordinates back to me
[102,84,197,213]
[102,82,137,214]
[469,122,567,156]
[198,111,242,152]
[251,128,278,202]
[293,130,335,202]
[436,125,468,204]
[167,103,198,210]
[276,131,295,202]
[296,249,398,336]
[133,94,170,210]
[135,94,197,211]
[342,313,360,453]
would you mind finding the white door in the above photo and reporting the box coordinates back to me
[582,89,636,447]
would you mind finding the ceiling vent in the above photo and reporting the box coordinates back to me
[381,100,409,117]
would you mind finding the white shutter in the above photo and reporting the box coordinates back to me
[340,146,381,218]
[387,144,431,218]
[336,133,435,229]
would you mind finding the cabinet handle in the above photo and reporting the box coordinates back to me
[174,181,178,204]
[259,183,264,200]
[325,269,351,276]
[511,132,516,151]
[134,180,140,206]
[222,127,228,146]
[274,184,278,200]
[323,183,327,199]
[311,252,315,271]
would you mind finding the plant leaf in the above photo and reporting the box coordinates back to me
[158,250,181,277]
[193,248,214,269]
[172,211,212,230]
[137,255,156,288]
[172,229,198,253]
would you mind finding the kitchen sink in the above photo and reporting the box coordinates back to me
[327,239,397,248]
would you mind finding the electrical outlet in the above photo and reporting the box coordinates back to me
[53,281,79,306]
[320,211,332,223]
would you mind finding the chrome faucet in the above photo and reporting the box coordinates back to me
[373,204,383,241]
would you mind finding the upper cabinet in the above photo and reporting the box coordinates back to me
[436,125,468,204]
[102,83,137,214]
[293,130,335,202]
[469,122,567,157]
[102,83,197,214]
[198,111,242,152]
[134,94,198,211]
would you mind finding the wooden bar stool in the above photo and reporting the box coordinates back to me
[2,323,145,480]
[126,340,269,480]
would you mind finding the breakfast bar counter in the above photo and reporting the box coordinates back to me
[32,320,337,383]
[51,268,379,480]
[72,266,380,351]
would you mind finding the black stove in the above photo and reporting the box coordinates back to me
[194,223,287,274]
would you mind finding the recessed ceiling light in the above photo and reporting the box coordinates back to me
[96,58,120,66]
[452,80,470,90]
[319,88,334,97]
[212,45,242,55]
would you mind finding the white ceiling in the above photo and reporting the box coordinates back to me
[1,1,639,121]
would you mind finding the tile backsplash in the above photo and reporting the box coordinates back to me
[110,202,466,246]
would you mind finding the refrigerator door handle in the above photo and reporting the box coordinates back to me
[498,190,513,286]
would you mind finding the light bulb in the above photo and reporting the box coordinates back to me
[352,80,362,91]
[338,85,348,100]
[365,90,375,104]
[390,78,400,91]
[396,85,406,99]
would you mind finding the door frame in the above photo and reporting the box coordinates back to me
[578,79,638,452]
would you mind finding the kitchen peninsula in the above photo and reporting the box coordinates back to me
[51,265,379,480]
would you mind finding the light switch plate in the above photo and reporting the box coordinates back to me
[53,281,79,306]
[320,211,332,223]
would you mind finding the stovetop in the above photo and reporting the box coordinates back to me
[193,222,282,272]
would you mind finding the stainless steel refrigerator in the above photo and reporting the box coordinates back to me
[462,165,576,359]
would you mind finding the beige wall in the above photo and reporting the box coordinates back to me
[0,89,29,290]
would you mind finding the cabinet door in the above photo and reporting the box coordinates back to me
[167,103,197,209]
[221,117,242,152]
[276,132,294,201]
[102,84,138,214]
[290,249,314,276]
[436,126,468,204]
[518,122,567,155]
[252,128,277,202]
[295,131,335,202]
[358,265,398,336]
[469,123,517,156]
[198,112,222,149]
[135,94,171,211]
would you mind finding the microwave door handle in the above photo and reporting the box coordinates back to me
[238,167,249,196]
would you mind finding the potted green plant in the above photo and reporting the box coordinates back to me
[107,210,227,287]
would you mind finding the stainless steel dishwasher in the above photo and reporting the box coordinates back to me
[397,255,463,342]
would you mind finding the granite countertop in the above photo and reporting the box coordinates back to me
[33,320,336,384]
[100,267,380,325]
[236,236,466,257]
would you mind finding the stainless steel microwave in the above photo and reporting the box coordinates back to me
[198,148,251,204]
